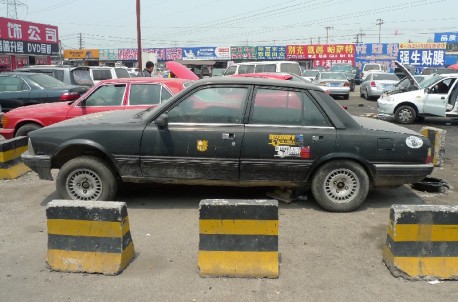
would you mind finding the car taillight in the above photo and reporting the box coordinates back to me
[59,92,80,101]
[370,81,376,87]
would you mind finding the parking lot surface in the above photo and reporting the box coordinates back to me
[1,89,457,301]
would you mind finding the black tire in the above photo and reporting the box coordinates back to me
[15,123,42,137]
[56,156,118,201]
[394,105,416,124]
[311,160,369,212]
[343,94,349,100]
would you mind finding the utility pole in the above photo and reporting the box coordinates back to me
[136,0,142,70]
[78,33,84,50]
[355,29,365,44]
[5,0,26,19]
[376,18,384,43]
[325,26,334,44]
[310,37,313,44]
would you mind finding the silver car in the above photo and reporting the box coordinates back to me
[360,72,400,100]
[313,72,350,99]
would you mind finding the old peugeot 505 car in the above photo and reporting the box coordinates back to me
[22,77,433,212]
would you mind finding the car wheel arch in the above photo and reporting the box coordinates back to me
[394,102,419,115]
[51,141,119,175]
[304,154,376,184]
[15,121,44,136]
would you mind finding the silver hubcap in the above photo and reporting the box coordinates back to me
[398,109,413,122]
[324,169,359,203]
[66,168,103,200]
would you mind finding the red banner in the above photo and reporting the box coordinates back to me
[286,44,355,61]
[0,17,58,44]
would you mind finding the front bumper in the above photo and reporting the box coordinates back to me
[373,163,434,187]
[0,128,15,140]
[377,97,397,116]
[21,151,53,180]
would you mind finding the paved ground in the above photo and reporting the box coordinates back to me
[1,88,457,301]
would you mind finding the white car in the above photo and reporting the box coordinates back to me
[377,61,458,124]
[89,67,130,84]
[312,72,350,99]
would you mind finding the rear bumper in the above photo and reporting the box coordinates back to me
[21,151,53,180]
[373,163,434,187]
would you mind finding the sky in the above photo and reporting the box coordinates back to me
[3,0,457,50]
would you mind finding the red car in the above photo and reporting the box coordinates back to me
[0,77,192,139]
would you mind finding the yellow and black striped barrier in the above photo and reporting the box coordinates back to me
[198,199,279,278]
[420,126,446,167]
[0,136,30,179]
[383,204,458,280]
[46,200,135,275]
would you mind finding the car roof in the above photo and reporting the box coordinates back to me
[230,72,294,80]
[95,77,192,85]
[16,65,89,70]
[194,76,320,90]
[0,71,44,76]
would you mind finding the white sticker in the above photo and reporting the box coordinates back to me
[275,146,301,158]
[406,136,423,149]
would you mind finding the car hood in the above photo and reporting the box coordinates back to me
[394,61,420,90]
[166,61,199,80]
[353,116,419,135]
[48,108,144,128]
[5,101,73,116]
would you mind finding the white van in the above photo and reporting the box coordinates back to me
[361,63,388,81]
[89,67,130,84]
[223,61,302,76]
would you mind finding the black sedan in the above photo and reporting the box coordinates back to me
[22,77,433,212]
[0,72,89,112]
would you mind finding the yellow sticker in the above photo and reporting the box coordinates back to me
[197,140,208,152]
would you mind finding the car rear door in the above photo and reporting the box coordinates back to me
[139,85,249,181]
[0,75,31,111]
[240,87,336,182]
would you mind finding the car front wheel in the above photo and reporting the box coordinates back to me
[15,123,42,137]
[311,160,369,212]
[394,105,417,124]
[56,156,118,201]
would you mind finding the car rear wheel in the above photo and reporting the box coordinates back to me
[56,156,118,201]
[311,160,369,212]
[15,123,42,137]
[394,105,416,124]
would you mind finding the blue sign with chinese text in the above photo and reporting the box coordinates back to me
[255,46,286,60]
[398,49,445,68]
[182,47,218,60]
[355,43,399,72]
[434,32,458,44]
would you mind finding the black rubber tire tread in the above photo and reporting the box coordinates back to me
[394,105,417,124]
[56,155,118,201]
[15,123,41,137]
[343,94,350,100]
[311,160,369,212]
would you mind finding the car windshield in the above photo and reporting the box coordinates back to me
[303,70,319,77]
[320,72,346,80]
[372,74,399,81]
[419,75,445,88]
[115,68,130,78]
[364,64,381,71]
[72,69,94,86]
[330,65,352,72]
[28,74,67,88]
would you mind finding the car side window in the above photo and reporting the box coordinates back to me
[167,87,247,123]
[129,84,161,105]
[54,70,65,82]
[431,79,456,94]
[0,76,27,92]
[249,88,330,127]
[92,69,112,81]
[224,66,237,76]
[161,88,173,102]
[84,84,126,106]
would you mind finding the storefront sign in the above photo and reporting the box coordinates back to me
[434,32,458,44]
[99,49,119,60]
[256,46,286,60]
[35,56,48,65]
[63,49,99,59]
[0,39,58,55]
[355,43,399,71]
[231,46,256,60]
[181,47,230,60]
[0,17,58,44]
[286,44,355,67]
[166,48,183,60]
[118,49,137,60]
[144,48,166,61]
[398,43,446,67]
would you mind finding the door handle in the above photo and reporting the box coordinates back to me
[222,133,235,140]
[441,97,445,100]
[312,135,324,142]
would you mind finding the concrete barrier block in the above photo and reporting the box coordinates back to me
[198,199,279,278]
[0,136,30,179]
[420,126,446,167]
[46,200,135,275]
[383,204,458,280]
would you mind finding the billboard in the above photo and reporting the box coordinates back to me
[99,49,119,60]
[398,43,446,68]
[182,47,230,60]
[231,46,256,60]
[0,17,59,55]
[64,49,99,59]
[255,46,286,60]
[355,43,399,71]
[286,44,355,67]
[434,32,458,44]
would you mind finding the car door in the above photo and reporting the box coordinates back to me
[0,75,30,111]
[66,83,127,119]
[423,78,456,116]
[240,87,336,182]
[140,85,249,180]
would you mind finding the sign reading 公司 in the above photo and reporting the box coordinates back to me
[398,43,446,68]
[286,44,355,68]
[0,17,59,55]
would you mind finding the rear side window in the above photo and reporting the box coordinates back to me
[224,65,237,76]
[85,84,126,106]
[255,64,276,73]
[115,68,130,78]
[29,74,66,88]
[129,84,161,105]
[92,69,112,81]
[0,76,28,92]
[238,65,255,74]
[280,63,302,76]
[72,69,94,86]
[54,70,65,82]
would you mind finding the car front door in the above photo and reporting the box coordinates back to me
[0,76,30,111]
[240,87,337,183]
[140,85,249,181]
[423,78,456,116]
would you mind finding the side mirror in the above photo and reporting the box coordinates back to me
[424,87,430,94]
[155,113,169,129]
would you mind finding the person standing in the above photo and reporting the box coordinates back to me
[138,61,154,77]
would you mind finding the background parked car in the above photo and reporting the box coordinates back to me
[312,72,350,99]
[420,67,458,75]
[359,72,400,100]
[89,66,130,84]
[387,74,430,95]
[0,77,192,138]
[329,63,357,92]
[15,65,94,87]
[0,72,89,113]
[302,69,320,81]
[223,61,302,76]
[361,63,388,81]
